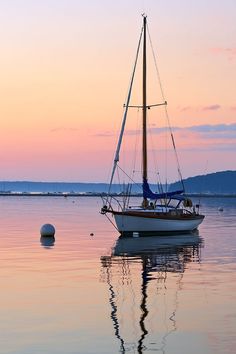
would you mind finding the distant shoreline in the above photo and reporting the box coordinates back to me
[0,192,236,198]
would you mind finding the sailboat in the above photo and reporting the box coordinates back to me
[101,15,205,236]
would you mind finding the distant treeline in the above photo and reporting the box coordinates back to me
[0,170,235,194]
[170,170,236,194]
[0,181,143,194]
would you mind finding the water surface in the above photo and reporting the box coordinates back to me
[0,196,235,354]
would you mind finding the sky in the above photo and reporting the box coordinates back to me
[0,0,235,182]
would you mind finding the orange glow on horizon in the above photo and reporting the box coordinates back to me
[0,2,235,181]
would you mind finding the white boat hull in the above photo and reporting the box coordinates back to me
[114,213,204,234]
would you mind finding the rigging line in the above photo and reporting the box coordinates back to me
[107,25,144,200]
[147,23,168,191]
[131,108,141,179]
[107,167,122,208]
[117,166,121,193]
[148,119,164,193]
[147,23,166,102]
[165,105,185,190]
[117,164,143,193]
[127,108,142,207]
[105,213,119,231]
[147,24,185,191]
[165,107,168,193]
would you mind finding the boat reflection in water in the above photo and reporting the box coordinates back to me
[101,233,203,354]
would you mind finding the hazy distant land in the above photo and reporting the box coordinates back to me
[0,170,235,196]
[170,170,236,195]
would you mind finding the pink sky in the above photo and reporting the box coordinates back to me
[0,1,235,182]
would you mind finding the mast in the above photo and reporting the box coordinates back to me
[142,15,148,208]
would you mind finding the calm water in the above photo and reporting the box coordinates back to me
[0,196,235,354]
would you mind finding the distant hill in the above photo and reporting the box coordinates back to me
[0,170,235,194]
[169,170,236,194]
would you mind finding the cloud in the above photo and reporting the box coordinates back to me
[178,105,224,112]
[171,124,236,152]
[173,124,236,152]
[147,123,236,141]
[50,127,80,133]
[180,106,191,112]
[202,104,221,111]
[148,126,179,134]
[187,123,236,133]
[179,142,236,152]
[95,123,236,142]
[94,131,114,137]
[211,47,236,61]
[230,106,236,111]
[148,123,236,136]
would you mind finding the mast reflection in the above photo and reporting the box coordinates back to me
[101,233,203,353]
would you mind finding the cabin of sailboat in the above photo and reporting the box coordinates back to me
[101,15,204,235]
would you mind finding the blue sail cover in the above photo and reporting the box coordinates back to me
[142,179,184,200]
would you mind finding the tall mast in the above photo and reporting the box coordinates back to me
[142,15,148,208]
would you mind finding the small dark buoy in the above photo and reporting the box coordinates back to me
[218,207,223,212]
[40,224,55,237]
[90,233,94,236]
